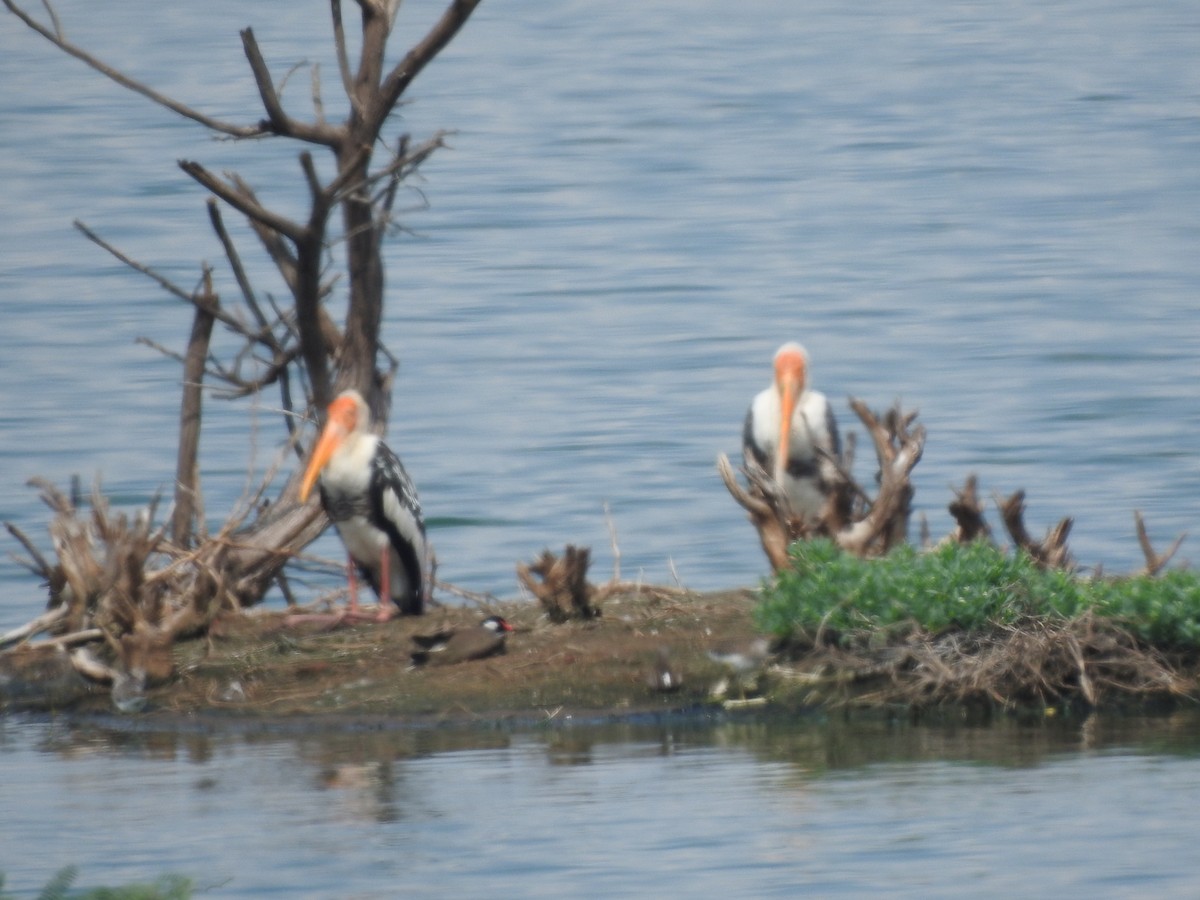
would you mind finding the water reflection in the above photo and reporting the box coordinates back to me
[6,711,1200,895]
[23,706,1200,772]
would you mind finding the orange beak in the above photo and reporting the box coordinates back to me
[774,348,806,481]
[299,394,359,502]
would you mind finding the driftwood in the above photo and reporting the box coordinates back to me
[946,475,991,544]
[720,398,925,570]
[517,545,601,623]
[997,489,1074,570]
[0,476,321,704]
[1135,510,1186,577]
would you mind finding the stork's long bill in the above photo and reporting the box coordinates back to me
[299,392,360,503]
[773,344,806,485]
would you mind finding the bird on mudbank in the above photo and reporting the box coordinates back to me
[743,341,841,523]
[707,636,774,700]
[410,616,513,667]
[299,389,429,621]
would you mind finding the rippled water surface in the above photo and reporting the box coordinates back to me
[1,0,1199,895]
[1,0,1198,625]
[5,712,1200,898]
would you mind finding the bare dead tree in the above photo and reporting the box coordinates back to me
[0,0,483,690]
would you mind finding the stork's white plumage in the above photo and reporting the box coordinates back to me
[743,342,841,522]
[300,390,429,620]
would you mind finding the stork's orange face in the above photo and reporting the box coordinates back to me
[299,392,363,502]
[773,344,807,472]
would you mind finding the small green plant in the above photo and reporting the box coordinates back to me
[0,867,192,900]
[756,539,1200,650]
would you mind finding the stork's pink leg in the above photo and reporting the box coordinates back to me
[376,547,394,622]
[346,555,361,616]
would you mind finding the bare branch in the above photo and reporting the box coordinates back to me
[229,175,301,293]
[946,475,992,545]
[208,348,303,400]
[1134,511,1186,577]
[367,131,448,209]
[206,200,271,336]
[240,27,342,147]
[5,520,53,579]
[74,220,258,345]
[74,220,194,305]
[172,269,217,547]
[330,0,363,118]
[135,337,185,366]
[36,0,61,37]
[0,605,67,650]
[997,490,1073,570]
[717,452,793,573]
[300,151,326,206]
[378,0,484,124]
[3,0,268,138]
[835,400,925,556]
[310,63,325,124]
[178,160,308,243]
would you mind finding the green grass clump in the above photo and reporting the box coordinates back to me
[0,867,192,900]
[756,539,1200,650]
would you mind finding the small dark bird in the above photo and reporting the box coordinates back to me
[707,636,773,699]
[707,637,772,676]
[646,647,683,693]
[410,616,513,667]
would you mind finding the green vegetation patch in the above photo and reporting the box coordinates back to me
[0,867,192,900]
[757,539,1200,650]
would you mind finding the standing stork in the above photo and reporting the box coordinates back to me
[299,389,429,620]
[743,341,841,523]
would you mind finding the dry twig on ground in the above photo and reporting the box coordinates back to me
[782,614,1194,710]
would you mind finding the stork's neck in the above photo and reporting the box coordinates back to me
[322,430,381,491]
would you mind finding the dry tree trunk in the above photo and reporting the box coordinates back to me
[171,270,216,548]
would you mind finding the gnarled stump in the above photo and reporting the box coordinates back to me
[517,545,601,623]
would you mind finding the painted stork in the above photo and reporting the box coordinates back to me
[743,341,841,522]
[299,389,429,620]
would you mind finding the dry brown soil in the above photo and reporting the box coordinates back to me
[131,587,764,724]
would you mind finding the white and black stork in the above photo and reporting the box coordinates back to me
[742,341,841,522]
[299,389,429,620]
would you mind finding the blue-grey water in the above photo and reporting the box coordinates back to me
[1,0,1199,895]
[5,712,1200,898]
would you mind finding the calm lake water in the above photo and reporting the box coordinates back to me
[1,0,1199,895]
[5,711,1200,898]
